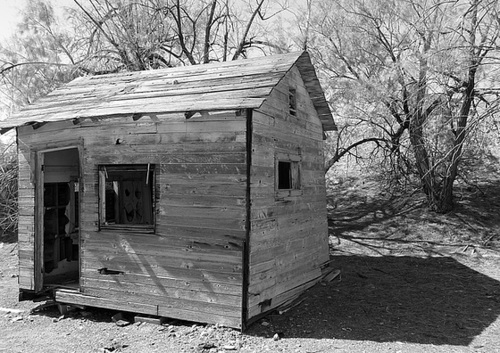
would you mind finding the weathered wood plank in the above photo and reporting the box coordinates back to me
[162,194,245,207]
[81,252,243,275]
[156,224,246,242]
[161,172,246,184]
[82,277,242,306]
[159,204,245,219]
[250,230,326,259]
[18,267,35,290]
[161,181,247,197]
[55,289,158,316]
[247,269,321,319]
[82,270,242,296]
[159,215,246,231]
[160,163,246,175]
[14,97,264,124]
[161,152,246,164]
[80,255,242,285]
[82,236,243,263]
[158,304,241,329]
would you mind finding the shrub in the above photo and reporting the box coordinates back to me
[0,142,18,238]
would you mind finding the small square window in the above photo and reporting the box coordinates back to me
[99,164,155,230]
[276,153,302,200]
[278,161,300,190]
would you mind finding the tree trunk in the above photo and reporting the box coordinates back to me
[438,176,455,213]
[436,2,478,213]
[409,116,441,211]
[409,29,443,211]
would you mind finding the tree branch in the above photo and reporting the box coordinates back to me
[1,61,71,75]
[325,137,387,172]
[203,0,218,63]
[232,0,265,60]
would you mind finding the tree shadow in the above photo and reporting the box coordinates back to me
[0,230,17,244]
[452,181,500,243]
[246,255,500,346]
[327,178,500,254]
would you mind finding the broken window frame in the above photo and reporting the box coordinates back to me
[275,152,302,201]
[98,164,156,233]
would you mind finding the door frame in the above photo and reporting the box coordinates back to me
[34,143,84,293]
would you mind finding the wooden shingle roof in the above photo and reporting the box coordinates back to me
[0,51,336,133]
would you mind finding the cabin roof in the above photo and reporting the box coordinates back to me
[0,51,336,133]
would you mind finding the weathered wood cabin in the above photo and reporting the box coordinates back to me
[0,51,336,329]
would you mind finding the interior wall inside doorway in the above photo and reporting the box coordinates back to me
[43,148,80,286]
[44,148,80,183]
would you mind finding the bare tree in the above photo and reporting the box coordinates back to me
[309,0,500,212]
[0,0,79,110]
[0,139,17,236]
[73,0,283,72]
[0,0,287,115]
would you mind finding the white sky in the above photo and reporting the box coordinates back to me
[0,0,26,40]
[0,0,77,41]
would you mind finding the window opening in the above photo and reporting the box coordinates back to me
[99,164,155,229]
[276,153,302,199]
[278,161,292,189]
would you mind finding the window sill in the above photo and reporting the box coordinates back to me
[275,189,303,202]
[100,224,155,234]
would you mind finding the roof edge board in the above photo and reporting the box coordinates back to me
[294,51,337,131]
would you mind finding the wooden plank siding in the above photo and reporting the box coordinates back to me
[17,110,247,328]
[17,143,36,291]
[247,66,329,321]
[82,111,246,328]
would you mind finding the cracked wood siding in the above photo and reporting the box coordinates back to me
[247,66,330,321]
[17,111,247,328]
[17,143,36,290]
[82,112,246,328]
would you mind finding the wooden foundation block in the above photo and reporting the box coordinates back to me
[134,314,168,325]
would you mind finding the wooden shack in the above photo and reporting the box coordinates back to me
[0,51,336,329]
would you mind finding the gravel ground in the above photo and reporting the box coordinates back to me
[2,179,500,352]
[1,238,500,353]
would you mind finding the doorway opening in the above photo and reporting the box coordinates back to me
[42,148,80,288]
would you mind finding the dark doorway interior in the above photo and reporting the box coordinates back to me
[42,148,80,288]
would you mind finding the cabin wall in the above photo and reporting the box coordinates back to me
[17,111,247,328]
[248,66,329,320]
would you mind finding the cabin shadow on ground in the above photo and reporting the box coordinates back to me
[247,255,500,346]
[29,301,117,324]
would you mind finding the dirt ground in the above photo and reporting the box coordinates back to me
[1,179,500,353]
